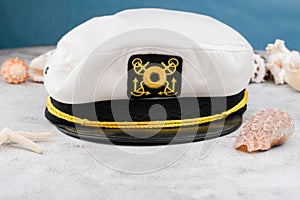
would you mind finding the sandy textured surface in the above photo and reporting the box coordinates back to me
[0,47,299,200]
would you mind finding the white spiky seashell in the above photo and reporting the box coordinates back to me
[266,39,300,88]
[266,40,289,84]
[235,108,294,152]
[29,49,55,83]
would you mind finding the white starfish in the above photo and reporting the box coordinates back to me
[0,128,52,154]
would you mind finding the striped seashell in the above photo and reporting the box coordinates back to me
[250,52,270,83]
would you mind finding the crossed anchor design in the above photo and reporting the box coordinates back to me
[130,57,179,97]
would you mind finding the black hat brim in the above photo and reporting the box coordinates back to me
[46,106,245,145]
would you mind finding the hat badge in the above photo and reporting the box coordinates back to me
[129,56,181,97]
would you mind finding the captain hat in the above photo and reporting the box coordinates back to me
[44,8,253,145]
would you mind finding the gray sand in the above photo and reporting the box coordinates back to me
[0,47,299,200]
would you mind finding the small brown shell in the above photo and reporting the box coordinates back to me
[235,108,294,152]
[1,58,29,84]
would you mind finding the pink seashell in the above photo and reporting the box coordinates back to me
[235,108,294,153]
[1,58,29,84]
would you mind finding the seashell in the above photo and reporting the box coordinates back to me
[285,70,300,91]
[266,39,290,55]
[235,108,294,152]
[250,52,269,83]
[266,39,300,87]
[1,58,29,84]
[281,51,300,73]
[29,49,54,83]
[266,40,289,84]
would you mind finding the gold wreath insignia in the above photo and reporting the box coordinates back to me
[130,57,179,97]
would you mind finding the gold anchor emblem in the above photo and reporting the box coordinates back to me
[158,78,177,96]
[131,78,151,97]
[130,57,180,97]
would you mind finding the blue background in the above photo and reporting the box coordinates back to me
[0,0,299,50]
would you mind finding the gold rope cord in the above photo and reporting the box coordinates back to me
[46,90,248,129]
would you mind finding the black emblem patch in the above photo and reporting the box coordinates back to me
[128,54,182,98]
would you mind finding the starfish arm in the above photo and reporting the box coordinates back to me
[16,131,52,141]
[7,131,43,154]
[0,131,8,145]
